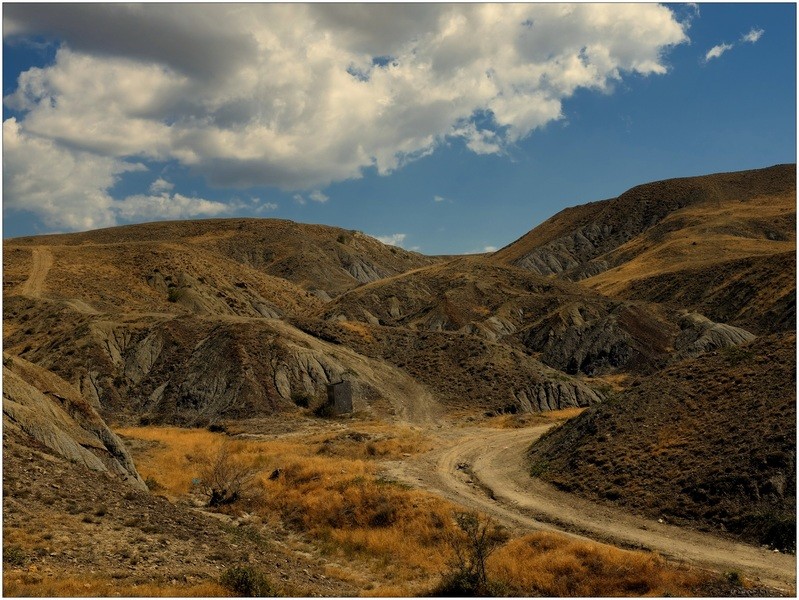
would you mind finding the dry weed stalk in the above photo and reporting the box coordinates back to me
[195,441,259,506]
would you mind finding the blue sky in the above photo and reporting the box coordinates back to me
[3,3,795,254]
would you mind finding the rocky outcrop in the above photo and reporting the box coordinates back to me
[514,223,619,277]
[512,379,605,413]
[675,313,756,358]
[2,354,146,489]
[520,303,676,376]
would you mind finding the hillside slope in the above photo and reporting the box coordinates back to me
[527,332,796,551]
[4,218,437,302]
[317,255,755,377]
[493,164,796,334]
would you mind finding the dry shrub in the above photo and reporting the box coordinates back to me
[339,321,375,342]
[434,511,509,596]
[488,532,709,597]
[195,442,260,506]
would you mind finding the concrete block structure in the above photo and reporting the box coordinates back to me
[326,381,353,415]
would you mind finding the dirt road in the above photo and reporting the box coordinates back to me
[18,246,52,297]
[383,424,796,591]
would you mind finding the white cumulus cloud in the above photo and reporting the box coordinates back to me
[309,190,329,203]
[3,117,232,230]
[149,177,174,194]
[4,4,689,229]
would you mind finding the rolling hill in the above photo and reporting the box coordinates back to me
[493,164,795,334]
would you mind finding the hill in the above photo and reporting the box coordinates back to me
[314,255,756,378]
[493,164,796,334]
[527,332,796,551]
[3,218,437,307]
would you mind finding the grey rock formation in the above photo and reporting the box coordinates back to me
[513,379,605,413]
[3,354,146,489]
[675,313,757,357]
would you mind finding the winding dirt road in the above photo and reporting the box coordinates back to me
[383,424,796,592]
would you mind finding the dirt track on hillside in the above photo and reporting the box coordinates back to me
[383,425,796,592]
[18,246,52,296]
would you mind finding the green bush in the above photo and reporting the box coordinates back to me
[220,565,274,597]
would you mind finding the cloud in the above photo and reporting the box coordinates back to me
[704,43,734,63]
[149,177,174,193]
[703,27,764,64]
[3,117,138,230]
[374,233,407,247]
[293,194,306,205]
[742,28,764,43]
[482,245,498,253]
[113,192,231,221]
[434,195,447,203]
[5,4,689,227]
[309,190,329,203]
[260,202,278,212]
[3,117,231,231]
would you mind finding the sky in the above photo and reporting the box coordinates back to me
[2,3,796,254]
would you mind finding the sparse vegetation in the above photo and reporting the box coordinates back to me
[220,565,274,597]
[433,511,509,596]
[3,545,28,567]
[195,442,260,506]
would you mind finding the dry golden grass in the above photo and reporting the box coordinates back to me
[117,425,718,597]
[339,320,375,342]
[116,427,225,498]
[486,407,587,428]
[3,572,228,597]
[489,532,708,597]
[586,194,795,296]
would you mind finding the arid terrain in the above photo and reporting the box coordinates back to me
[3,164,796,596]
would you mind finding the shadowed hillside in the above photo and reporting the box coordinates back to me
[528,333,797,552]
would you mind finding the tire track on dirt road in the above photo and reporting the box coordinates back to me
[384,425,796,592]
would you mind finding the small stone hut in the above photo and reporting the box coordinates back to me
[326,380,353,415]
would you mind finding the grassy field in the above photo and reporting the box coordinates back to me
[114,424,726,596]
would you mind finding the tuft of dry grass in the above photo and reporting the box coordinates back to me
[338,320,375,342]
